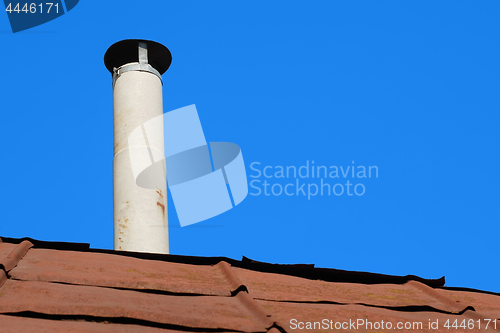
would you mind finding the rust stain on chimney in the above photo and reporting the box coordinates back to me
[117,218,129,229]
[156,190,163,198]
[157,201,165,217]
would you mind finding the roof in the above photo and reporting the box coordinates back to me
[0,236,499,332]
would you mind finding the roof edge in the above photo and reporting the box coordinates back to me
[1,236,445,289]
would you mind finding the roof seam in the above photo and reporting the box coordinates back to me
[252,297,475,315]
[0,241,33,288]
[8,277,227,297]
[407,281,472,312]
[406,281,494,325]
[267,324,287,333]
[215,261,244,292]
[0,270,6,288]
[0,240,33,274]
[215,261,287,333]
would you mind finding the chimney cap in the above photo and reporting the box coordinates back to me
[104,39,172,75]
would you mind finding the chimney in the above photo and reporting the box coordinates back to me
[104,39,172,254]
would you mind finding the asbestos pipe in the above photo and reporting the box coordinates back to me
[104,39,172,254]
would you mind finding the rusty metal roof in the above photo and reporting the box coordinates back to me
[0,237,499,332]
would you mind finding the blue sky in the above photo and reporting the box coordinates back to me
[1,1,499,293]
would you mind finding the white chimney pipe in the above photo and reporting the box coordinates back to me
[104,39,172,254]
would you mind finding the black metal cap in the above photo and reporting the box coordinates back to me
[104,39,172,75]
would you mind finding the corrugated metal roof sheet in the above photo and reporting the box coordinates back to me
[233,267,469,313]
[0,236,499,332]
[0,315,194,333]
[0,280,268,332]
[11,248,231,296]
[258,300,477,332]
